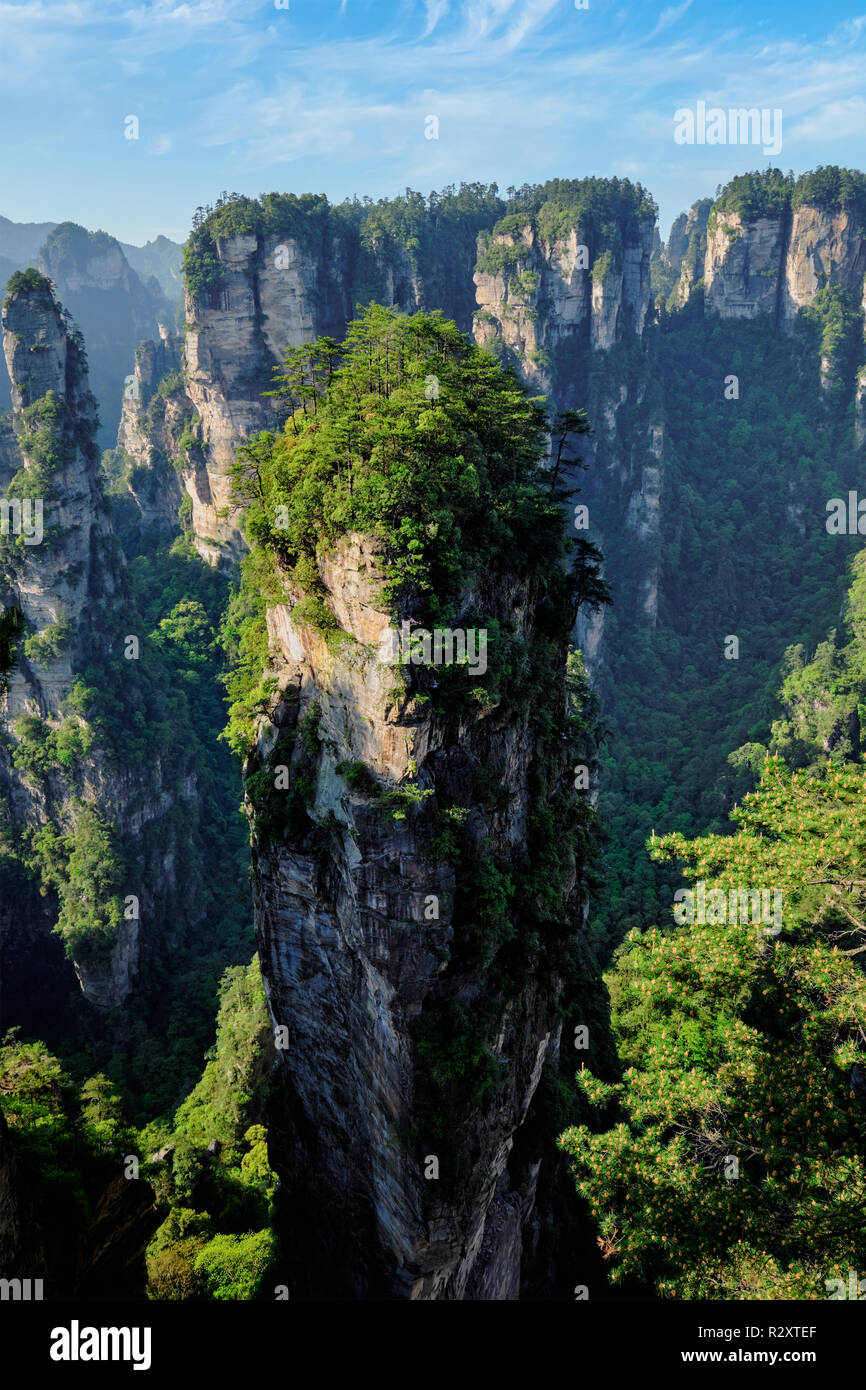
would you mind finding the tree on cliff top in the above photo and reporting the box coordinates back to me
[223,303,608,753]
[229,302,593,614]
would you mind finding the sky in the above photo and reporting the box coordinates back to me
[1,0,865,247]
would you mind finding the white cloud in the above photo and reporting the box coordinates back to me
[423,0,449,37]
[464,0,517,41]
[650,1,693,39]
[792,95,866,147]
[501,0,560,51]
[828,15,866,45]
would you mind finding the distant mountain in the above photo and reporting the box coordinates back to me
[35,222,172,446]
[0,214,57,267]
[0,216,184,441]
[120,234,183,302]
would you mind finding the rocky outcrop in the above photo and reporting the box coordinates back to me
[782,204,866,321]
[0,274,200,1015]
[663,198,711,307]
[125,193,508,567]
[675,197,866,335]
[1,272,119,719]
[180,229,352,562]
[115,327,185,536]
[248,528,589,1299]
[474,219,654,394]
[703,212,786,320]
[131,228,363,564]
[471,197,660,676]
[624,422,664,626]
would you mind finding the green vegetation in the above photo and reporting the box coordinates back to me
[12,711,93,778]
[183,191,331,301]
[183,184,506,329]
[561,752,866,1298]
[27,804,127,966]
[222,303,608,1180]
[41,222,121,276]
[11,167,866,1303]
[231,305,555,621]
[182,181,657,341]
[3,404,253,1110]
[347,183,505,322]
[142,957,279,1300]
[5,267,54,299]
[710,168,794,224]
[476,177,657,290]
[769,547,866,769]
[562,549,866,1297]
[225,302,589,747]
[0,1033,137,1293]
[0,604,23,693]
[591,305,863,955]
[508,176,657,241]
[793,165,866,227]
[802,286,863,387]
[221,546,279,759]
[0,957,278,1301]
[709,165,866,231]
[23,614,72,664]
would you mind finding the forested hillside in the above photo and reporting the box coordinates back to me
[562,550,866,1299]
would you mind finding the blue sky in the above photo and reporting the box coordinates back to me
[1,0,865,246]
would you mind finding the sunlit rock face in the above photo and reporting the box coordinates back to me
[248,528,585,1299]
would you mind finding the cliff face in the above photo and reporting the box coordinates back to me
[782,204,866,320]
[703,212,786,319]
[473,186,866,655]
[250,533,586,1299]
[1,275,119,720]
[115,327,185,537]
[662,198,711,307]
[677,200,866,336]
[471,201,663,638]
[108,176,866,1303]
[180,229,355,562]
[0,275,200,1019]
[473,218,654,394]
[125,196,501,567]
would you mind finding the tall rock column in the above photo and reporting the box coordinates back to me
[0,271,200,1019]
[232,307,604,1298]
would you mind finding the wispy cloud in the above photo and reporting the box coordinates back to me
[650,1,693,40]
[501,0,560,51]
[2,0,865,245]
[423,0,449,37]
[828,14,866,45]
